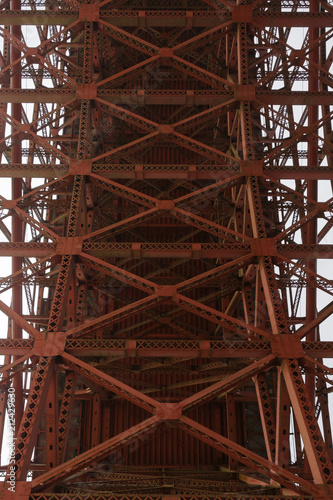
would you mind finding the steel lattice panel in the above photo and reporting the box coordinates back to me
[1,1,333,499]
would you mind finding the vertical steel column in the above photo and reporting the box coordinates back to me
[305,0,319,404]
[10,0,23,433]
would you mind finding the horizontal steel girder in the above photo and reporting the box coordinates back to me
[0,10,333,27]
[1,338,333,358]
[0,241,333,258]
[1,164,333,180]
[0,89,332,105]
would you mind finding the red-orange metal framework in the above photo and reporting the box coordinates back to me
[1,0,333,499]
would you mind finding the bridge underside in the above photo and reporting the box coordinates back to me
[1,1,333,499]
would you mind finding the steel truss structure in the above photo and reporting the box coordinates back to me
[1,0,333,499]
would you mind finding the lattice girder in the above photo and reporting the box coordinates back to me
[1,1,333,500]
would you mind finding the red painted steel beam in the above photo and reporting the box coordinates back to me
[58,372,77,463]
[6,358,53,481]
[253,373,276,462]
[45,366,59,470]
[61,353,161,414]
[283,358,333,484]
[3,89,333,106]
[2,163,333,180]
[24,496,316,500]
[30,416,161,492]
[179,354,276,413]
[1,10,333,28]
[10,0,23,434]
[305,0,319,405]
[3,338,333,358]
[177,416,317,497]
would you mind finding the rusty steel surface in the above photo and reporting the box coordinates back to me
[1,0,333,499]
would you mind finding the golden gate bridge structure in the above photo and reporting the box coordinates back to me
[1,0,333,499]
